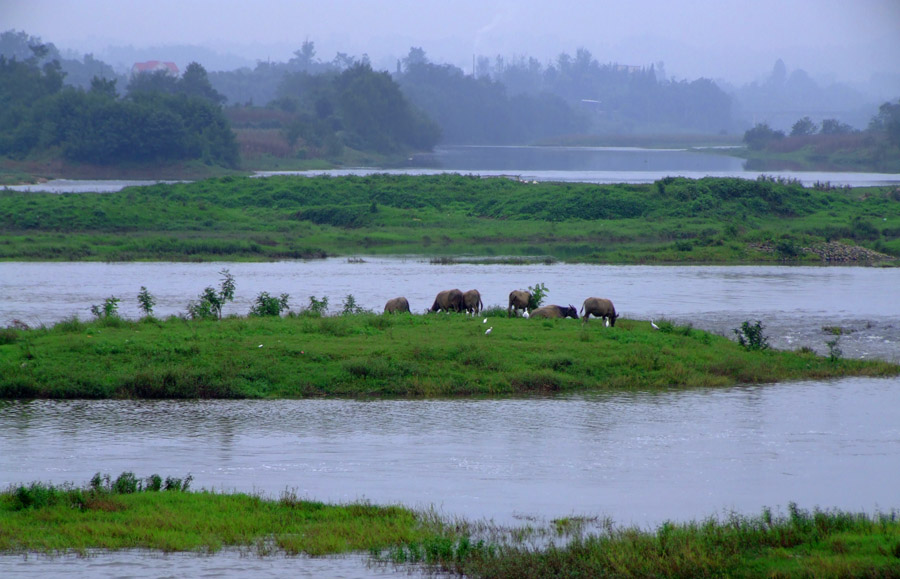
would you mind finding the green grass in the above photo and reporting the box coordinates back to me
[4,476,898,577]
[1,313,896,400]
[1,174,898,263]
[0,474,436,556]
[394,504,900,578]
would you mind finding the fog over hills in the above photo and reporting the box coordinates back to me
[5,0,898,88]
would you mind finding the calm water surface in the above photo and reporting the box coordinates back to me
[2,378,899,577]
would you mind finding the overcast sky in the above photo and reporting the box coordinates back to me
[4,0,899,86]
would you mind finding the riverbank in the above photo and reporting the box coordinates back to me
[3,474,899,578]
[1,174,898,264]
[2,312,897,400]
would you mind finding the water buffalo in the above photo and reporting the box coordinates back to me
[430,289,464,313]
[530,304,579,319]
[581,297,618,326]
[508,290,532,317]
[383,297,410,314]
[463,289,483,315]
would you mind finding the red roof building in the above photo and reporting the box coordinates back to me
[130,60,180,76]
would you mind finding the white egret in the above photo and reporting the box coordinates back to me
[650,320,660,330]
[523,308,530,319]
[485,327,493,335]
[483,317,488,323]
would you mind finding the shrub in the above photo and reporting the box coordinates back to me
[249,292,290,316]
[90,296,120,320]
[733,320,770,351]
[304,295,329,317]
[137,286,156,317]
[527,282,549,310]
[341,294,365,315]
[187,269,235,320]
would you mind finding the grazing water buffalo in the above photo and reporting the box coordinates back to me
[508,290,532,317]
[430,289,464,313]
[383,297,410,314]
[581,297,618,326]
[530,304,579,319]
[463,289,483,315]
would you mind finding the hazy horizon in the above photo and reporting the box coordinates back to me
[4,0,900,92]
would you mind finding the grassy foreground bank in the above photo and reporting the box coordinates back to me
[3,474,899,578]
[2,312,897,399]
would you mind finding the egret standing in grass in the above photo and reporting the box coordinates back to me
[523,308,530,319]
[485,326,493,335]
[483,317,488,323]
[651,320,660,330]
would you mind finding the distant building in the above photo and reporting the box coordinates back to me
[130,60,179,77]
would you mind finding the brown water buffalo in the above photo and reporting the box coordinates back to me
[508,290,532,317]
[383,297,410,314]
[530,304,579,319]
[430,289,464,313]
[463,289,483,315]
[581,297,618,326]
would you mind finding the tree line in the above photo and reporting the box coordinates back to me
[0,40,239,167]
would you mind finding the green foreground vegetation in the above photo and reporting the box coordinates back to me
[2,174,899,263]
[3,473,899,578]
[1,311,896,400]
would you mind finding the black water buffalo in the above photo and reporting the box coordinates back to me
[529,304,579,319]
[384,297,410,314]
[508,290,532,317]
[581,297,618,326]
[430,289,464,313]
[463,289,483,315]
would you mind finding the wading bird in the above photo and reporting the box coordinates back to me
[485,327,493,335]
[651,320,660,330]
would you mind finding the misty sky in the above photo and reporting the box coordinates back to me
[4,0,899,86]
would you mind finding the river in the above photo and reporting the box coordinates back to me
[2,151,899,575]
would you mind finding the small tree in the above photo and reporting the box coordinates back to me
[743,123,785,150]
[90,296,120,319]
[790,116,817,137]
[305,295,329,317]
[340,294,365,315]
[186,269,235,320]
[137,286,156,318]
[733,320,770,351]
[527,282,549,310]
[820,118,854,135]
[249,292,290,316]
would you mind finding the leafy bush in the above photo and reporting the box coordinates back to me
[249,292,290,316]
[90,296,120,320]
[304,295,329,317]
[187,269,235,320]
[527,282,548,310]
[137,286,156,317]
[341,294,365,315]
[733,320,770,351]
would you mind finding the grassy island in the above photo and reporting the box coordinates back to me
[1,174,898,264]
[3,473,899,578]
[2,312,897,400]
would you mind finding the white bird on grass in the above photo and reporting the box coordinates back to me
[485,327,493,335]
[650,320,660,330]
[523,308,530,319]
[483,317,488,323]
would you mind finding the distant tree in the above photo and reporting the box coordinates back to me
[869,99,900,147]
[126,69,178,96]
[179,62,225,104]
[743,122,785,150]
[820,118,855,135]
[790,116,817,136]
[89,76,117,99]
